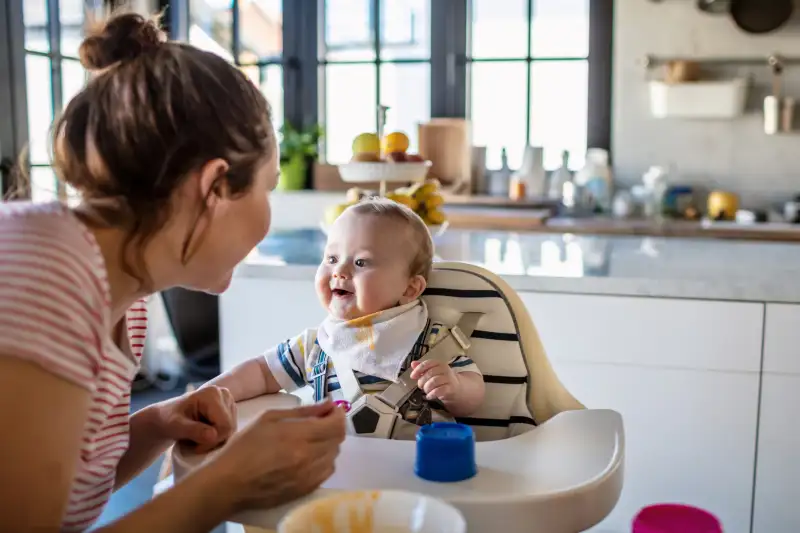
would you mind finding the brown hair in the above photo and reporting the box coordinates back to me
[52,11,275,289]
[347,198,434,281]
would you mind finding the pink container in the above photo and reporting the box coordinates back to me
[633,504,723,533]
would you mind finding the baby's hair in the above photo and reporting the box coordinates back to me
[348,197,434,281]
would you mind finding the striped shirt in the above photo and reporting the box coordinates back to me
[0,201,147,532]
[265,319,480,411]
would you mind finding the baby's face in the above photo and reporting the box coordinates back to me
[316,210,426,320]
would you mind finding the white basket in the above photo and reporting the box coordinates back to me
[338,161,432,183]
[649,78,748,119]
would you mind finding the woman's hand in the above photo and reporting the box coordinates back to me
[147,385,237,454]
[209,401,346,512]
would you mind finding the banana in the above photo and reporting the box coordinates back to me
[424,208,447,226]
[421,193,443,210]
[386,192,419,211]
[412,182,438,201]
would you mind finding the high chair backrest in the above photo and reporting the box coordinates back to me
[422,262,584,441]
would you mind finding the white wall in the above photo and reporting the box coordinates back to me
[612,0,800,207]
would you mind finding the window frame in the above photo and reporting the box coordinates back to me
[160,0,613,161]
[0,0,105,199]
[2,0,612,196]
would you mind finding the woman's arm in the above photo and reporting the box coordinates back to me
[0,358,90,531]
[113,406,172,489]
[0,357,241,533]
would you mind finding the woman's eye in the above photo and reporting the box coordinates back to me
[355,258,367,267]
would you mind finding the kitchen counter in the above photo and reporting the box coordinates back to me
[445,205,800,242]
[242,227,800,303]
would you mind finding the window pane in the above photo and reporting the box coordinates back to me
[239,0,282,62]
[60,0,85,57]
[470,62,527,170]
[325,0,375,61]
[529,61,588,170]
[470,0,528,59]
[380,0,429,60]
[25,54,54,165]
[31,167,58,204]
[62,58,87,109]
[23,0,48,53]
[189,0,234,61]
[380,63,430,153]
[242,64,284,131]
[324,64,376,163]
[531,0,589,58]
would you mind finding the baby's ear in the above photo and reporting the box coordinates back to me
[401,275,427,303]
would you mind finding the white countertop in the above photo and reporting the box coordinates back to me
[239,227,800,303]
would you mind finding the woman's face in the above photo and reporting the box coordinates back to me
[179,151,279,294]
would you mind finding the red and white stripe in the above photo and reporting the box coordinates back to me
[0,202,147,532]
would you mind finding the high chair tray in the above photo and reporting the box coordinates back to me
[172,394,624,533]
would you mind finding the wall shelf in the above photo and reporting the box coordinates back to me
[642,54,800,70]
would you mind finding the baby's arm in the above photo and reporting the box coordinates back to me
[446,369,485,417]
[203,331,312,402]
[410,357,485,418]
[204,357,280,402]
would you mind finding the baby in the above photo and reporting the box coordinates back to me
[208,198,485,438]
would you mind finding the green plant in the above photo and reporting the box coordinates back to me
[279,122,323,164]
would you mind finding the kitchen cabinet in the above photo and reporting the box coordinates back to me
[220,278,325,371]
[752,304,800,533]
[523,293,764,533]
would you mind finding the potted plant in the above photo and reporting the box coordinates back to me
[278,122,323,191]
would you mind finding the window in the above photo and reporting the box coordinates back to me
[188,0,284,130]
[320,0,431,163]
[22,0,92,203]
[468,0,590,171]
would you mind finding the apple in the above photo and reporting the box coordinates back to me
[387,151,407,163]
[406,153,424,162]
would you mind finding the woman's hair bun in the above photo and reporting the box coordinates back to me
[79,12,166,72]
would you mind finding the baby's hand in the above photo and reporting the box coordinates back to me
[410,360,461,402]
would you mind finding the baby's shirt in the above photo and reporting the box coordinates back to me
[264,319,480,403]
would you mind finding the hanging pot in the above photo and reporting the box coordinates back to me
[730,0,793,34]
[696,0,731,15]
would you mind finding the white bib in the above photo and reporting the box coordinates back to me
[316,300,429,384]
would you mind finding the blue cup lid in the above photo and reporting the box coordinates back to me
[415,422,477,483]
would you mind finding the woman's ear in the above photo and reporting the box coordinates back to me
[198,158,230,206]
[400,275,427,304]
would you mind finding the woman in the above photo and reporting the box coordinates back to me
[0,12,345,533]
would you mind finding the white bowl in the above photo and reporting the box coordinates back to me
[277,490,466,533]
[338,161,432,183]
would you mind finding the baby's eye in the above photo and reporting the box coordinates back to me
[326,255,337,264]
[354,258,368,268]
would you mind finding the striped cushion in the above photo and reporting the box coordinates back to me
[423,265,536,441]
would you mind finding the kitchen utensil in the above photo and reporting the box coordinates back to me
[781,97,795,132]
[277,490,467,533]
[707,190,740,221]
[765,57,783,135]
[664,60,701,83]
[731,0,793,34]
[783,196,800,222]
[697,0,731,14]
[470,146,487,194]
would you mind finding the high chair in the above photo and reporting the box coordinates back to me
[173,262,625,533]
